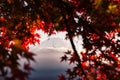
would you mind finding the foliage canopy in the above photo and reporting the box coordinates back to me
[0,0,120,80]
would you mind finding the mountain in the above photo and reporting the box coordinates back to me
[29,37,72,53]
[29,36,84,53]
[40,38,69,48]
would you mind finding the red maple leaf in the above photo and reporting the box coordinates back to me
[89,55,96,60]
[65,50,71,54]
[110,54,118,61]
[58,74,66,80]
[69,54,78,64]
[61,55,68,62]
[24,64,33,71]
[81,52,87,61]
[81,62,88,69]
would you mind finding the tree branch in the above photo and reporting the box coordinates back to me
[56,0,87,78]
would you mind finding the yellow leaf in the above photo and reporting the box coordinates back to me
[109,4,117,10]
[55,23,59,27]
[93,0,102,9]
[13,38,22,49]
[59,16,63,21]
[107,4,117,13]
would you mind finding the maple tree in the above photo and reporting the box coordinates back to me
[0,0,120,80]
